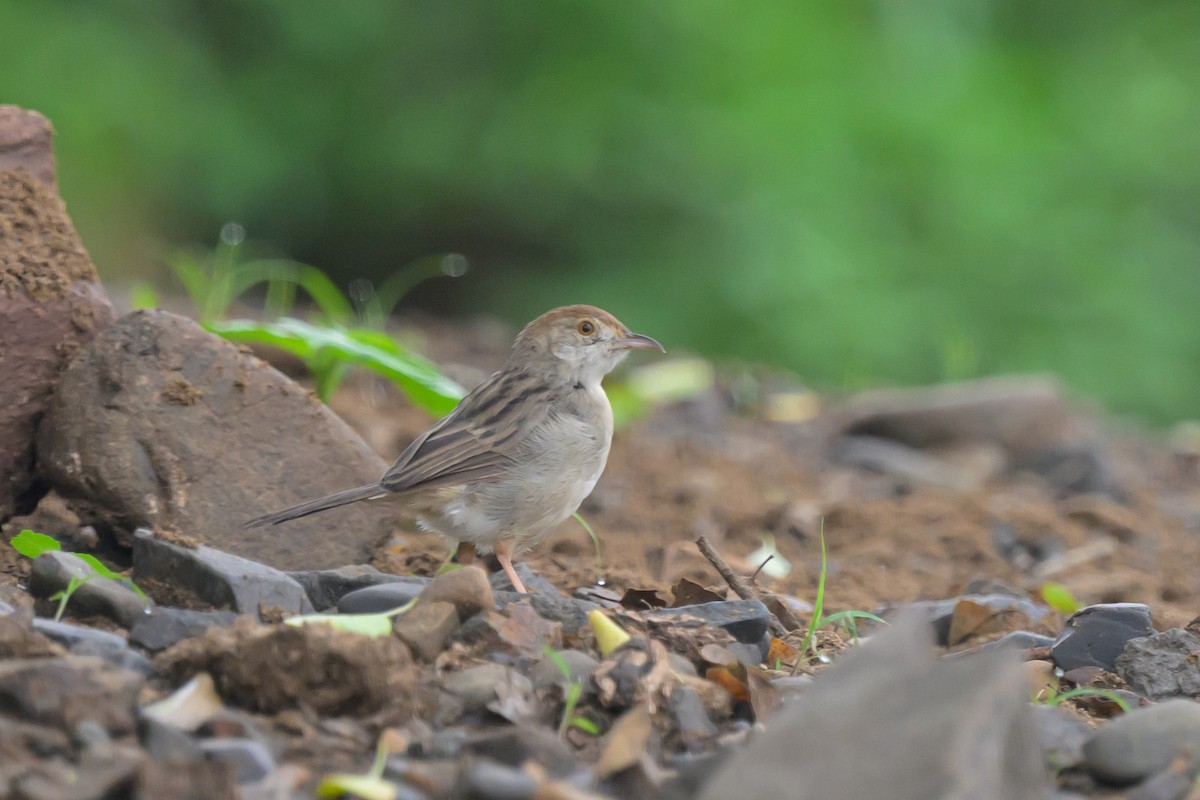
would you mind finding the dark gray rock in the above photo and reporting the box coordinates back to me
[132,529,313,617]
[1116,628,1200,700]
[338,580,430,614]
[489,562,564,597]
[494,590,598,635]
[457,759,538,800]
[697,613,1053,800]
[671,685,718,752]
[983,631,1057,652]
[1126,766,1197,800]
[31,618,152,675]
[1082,699,1200,785]
[199,737,275,784]
[642,600,771,647]
[36,308,397,569]
[27,550,152,628]
[288,564,419,611]
[129,606,240,652]
[1052,603,1154,673]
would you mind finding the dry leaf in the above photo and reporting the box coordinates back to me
[619,588,668,610]
[948,598,1020,645]
[745,665,782,722]
[594,705,653,778]
[766,637,797,667]
[704,665,750,702]
[670,578,725,607]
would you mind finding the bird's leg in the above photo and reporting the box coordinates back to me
[454,540,477,565]
[494,540,527,594]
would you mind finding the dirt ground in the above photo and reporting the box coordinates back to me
[326,313,1200,632]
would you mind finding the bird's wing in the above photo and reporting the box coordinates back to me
[379,367,554,495]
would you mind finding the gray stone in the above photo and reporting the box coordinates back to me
[443,664,531,712]
[1082,699,1200,785]
[288,564,420,611]
[132,529,313,617]
[494,590,598,634]
[36,308,396,569]
[32,618,152,675]
[697,613,1053,800]
[642,600,771,647]
[0,655,143,735]
[531,649,599,693]
[338,580,430,614]
[392,600,460,661]
[489,562,564,597]
[129,606,240,652]
[1052,603,1154,673]
[416,566,493,620]
[28,550,152,627]
[671,685,718,752]
[458,759,538,800]
[771,675,814,704]
[1029,704,1093,772]
[1126,766,1197,800]
[199,737,275,784]
[1116,628,1200,700]
[983,631,1057,652]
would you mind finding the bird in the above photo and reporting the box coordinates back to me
[246,305,663,594]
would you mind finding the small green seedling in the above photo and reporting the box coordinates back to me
[571,512,604,583]
[791,521,885,674]
[543,645,600,737]
[9,529,148,622]
[1041,582,1083,615]
[285,599,417,638]
[316,730,402,800]
[1037,685,1131,714]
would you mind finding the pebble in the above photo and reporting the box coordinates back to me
[980,630,1056,652]
[28,551,152,628]
[530,649,599,693]
[287,564,427,611]
[1082,699,1200,784]
[337,581,427,614]
[494,591,598,635]
[642,600,771,647]
[671,685,718,751]
[443,664,529,712]
[489,562,564,597]
[458,759,537,800]
[416,566,494,620]
[771,675,814,704]
[198,737,276,784]
[1051,603,1154,673]
[1115,628,1200,700]
[393,600,460,661]
[1029,704,1093,772]
[132,530,313,616]
[31,618,152,675]
[129,607,240,652]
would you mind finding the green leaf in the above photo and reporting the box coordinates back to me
[569,716,600,735]
[1041,582,1083,615]
[9,529,62,558]
[315,774,398,800]
[73,553,149,600]
[284,612,396,638]
[206,318,465,416]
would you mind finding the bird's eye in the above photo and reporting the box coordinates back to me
[577,320,596,336]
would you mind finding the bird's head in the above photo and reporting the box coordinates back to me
[512,304,664,385]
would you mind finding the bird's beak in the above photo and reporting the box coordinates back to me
[612,332,665,353]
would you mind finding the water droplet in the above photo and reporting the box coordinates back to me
[220,222,246,246]
[596,577,607,587]
[441,253,468,277]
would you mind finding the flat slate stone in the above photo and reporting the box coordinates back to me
[27,550,152,628]
[129,606,241,652]
[132,530,313,617]
[337,580,430,614]
[1051,603,1154,673]
[1116,628,1200,700]
[641,600,771,647]
[288,564,420,611]
[31,618,152,675]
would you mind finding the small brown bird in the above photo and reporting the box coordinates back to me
[247,305,663,593]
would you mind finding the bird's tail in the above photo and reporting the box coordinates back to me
[244,483,386,528]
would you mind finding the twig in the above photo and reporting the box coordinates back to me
[695,536,789,637]
[750,554,774,582]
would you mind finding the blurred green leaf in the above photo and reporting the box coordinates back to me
[9,529,62,558]
[1041,582,1083,615]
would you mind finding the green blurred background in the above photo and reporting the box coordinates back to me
[3,1,1198,423]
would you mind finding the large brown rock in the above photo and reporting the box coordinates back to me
[0,107,118,520]
[38,309,400,569]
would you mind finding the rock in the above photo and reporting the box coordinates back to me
[289,564,422,611]
[831,436,983,492]
[0,606,61,658]
[671,685,718,752]
[338,579,432,614]
[771,675,814,704]
[132,530,313,617]
[0,655,142,735]
[641,600,771,648]
[27,550,152,628]
[981,631,1057,652]
[697,613,1053,800]
[1126,763,1198,800]
[140,715,206,763]
[31,618,152,675]
[0,117,117,519]
[393,600,460,661]
[443,664,532,713]
[531,649,599,693]
[838,375,1070,455]
[489,562,564,597]
[198,737,275,784]
[883,594,1047,647]
[1116,628,1200,700]
[155,617,414,716]
[457,759,539,800]
[144,672,228,732]
[1082,699,1200,784]
[494,590,598,635]
[1029,704,1093,772]
[129,607,241,652]
[1051,603,1154,673]
[416,566,494,620]
[36,308,396,569]
[9,745,146,800]
[449,605,563,659]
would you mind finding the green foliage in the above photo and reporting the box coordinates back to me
[208,317,465,411]
[285,599,416,638]
[1037,686,1132,714]
[9,529,147,621]
[543,645,599,737]
[1041,582,1083,616]
[4,2,1199,422]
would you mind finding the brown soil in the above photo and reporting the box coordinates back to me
[0,169,98,301]
[328,315,1200,631]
